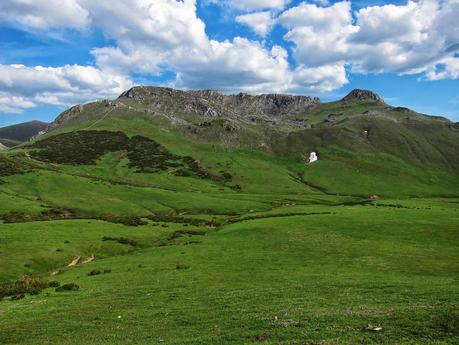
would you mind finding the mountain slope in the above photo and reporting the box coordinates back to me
[33,86,459,197]
[0,120,48,147]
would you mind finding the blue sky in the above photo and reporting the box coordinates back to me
[0,0,458,127]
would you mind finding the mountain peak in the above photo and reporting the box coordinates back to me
[342,89,384,103]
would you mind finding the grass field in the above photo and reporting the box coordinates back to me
[0,106,458,344]
[0,201,458,344]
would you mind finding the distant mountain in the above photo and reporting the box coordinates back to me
[44,86,459,173]
[2,85,458,198]
[0,120,48,147]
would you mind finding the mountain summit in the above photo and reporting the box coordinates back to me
[341,89,384,103]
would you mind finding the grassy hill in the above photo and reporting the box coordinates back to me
[0,87,458,344]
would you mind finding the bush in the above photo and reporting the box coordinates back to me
[99,215,147,226]
[102,236,137,246]
[220,171,232,181]
[176,263,190,270]
[231,184,242,191]
[0,276,49,299]
[11,294,25,300]
[88,270,102,276]
[48,281,60,288]
[169,230,207,240]
[55,283,79,292]
[0,155,25,177]
[30,130,129,165]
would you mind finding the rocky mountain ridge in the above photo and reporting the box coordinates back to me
[118,86,321,119]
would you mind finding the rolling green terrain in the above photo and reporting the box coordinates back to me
[0,87,458,344]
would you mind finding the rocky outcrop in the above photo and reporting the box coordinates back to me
[342,89,384,103]
[46,104,84,132]
[118,86,320,118]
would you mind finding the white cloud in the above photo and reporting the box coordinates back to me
[280,0,459,76]
[292,64,348,93]
[206,0,290,11]
[281,1,357,67]
[0,93,35,114]
[90,0,342,92]
[235,11,275,36]
[1,0,458,116]
[0,0,89,30]
[280,1,352,30]
[425,57,459,80]
[0,64,132,112]
[86,0,344,94]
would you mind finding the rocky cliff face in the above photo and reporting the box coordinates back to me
[118,86,320,118]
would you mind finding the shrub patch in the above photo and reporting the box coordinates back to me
[102,236,137,246]
[28,130,222,180]
[55,283,80,292]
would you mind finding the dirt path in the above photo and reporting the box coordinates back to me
[82,254,95,264]
[67,256,81,267]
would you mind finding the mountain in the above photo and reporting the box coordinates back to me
[0,86,458,345]
[44,86,459,176]
[0,120,48,147]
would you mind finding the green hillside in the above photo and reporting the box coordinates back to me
[0,87,458,345]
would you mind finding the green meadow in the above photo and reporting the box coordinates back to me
[0,101,458,344]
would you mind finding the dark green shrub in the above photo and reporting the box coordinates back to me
[99,215,147,226]
[0,276,49,299]
[88,270,102,276]
[220,171,232,181]
[11,294,25,300]
[0,155,25,176]
[176,263,190,270]
[55,283,79,292]
[169,230,207,240]
[30,130,129,165]
[102,236,137,246]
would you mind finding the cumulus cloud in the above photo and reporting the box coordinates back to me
[0,93,35,114]
[0,0,89,30]
[206,0,290,11]
[235,11,275,36]
[280,0,459,76]
[87,0,339,94]
[425,57,459,80]
[0,64,132,112]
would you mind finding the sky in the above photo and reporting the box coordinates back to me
[0,0,458,127]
